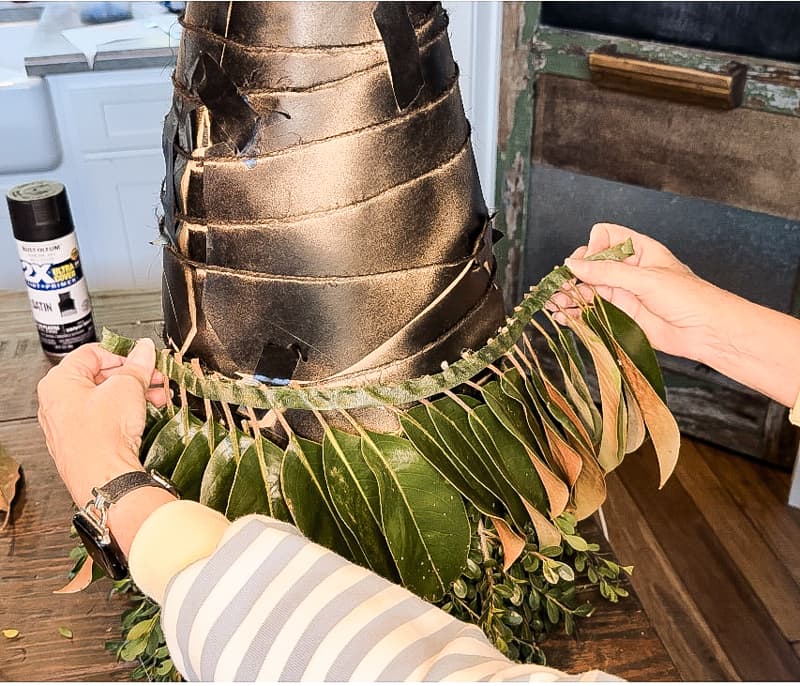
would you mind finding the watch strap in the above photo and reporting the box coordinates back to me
[93,470,177,504]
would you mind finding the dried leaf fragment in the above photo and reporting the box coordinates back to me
[58,626,73,639]
[491,518,525,570]
[0,442,21,530]
[54,556,95,594]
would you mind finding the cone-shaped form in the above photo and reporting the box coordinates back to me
[161,1,505,390]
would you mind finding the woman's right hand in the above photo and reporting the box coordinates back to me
[549,223,736,362]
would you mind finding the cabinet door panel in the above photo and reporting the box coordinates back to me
[76,152,164,290]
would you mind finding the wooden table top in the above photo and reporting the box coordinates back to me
[0,289,679,681]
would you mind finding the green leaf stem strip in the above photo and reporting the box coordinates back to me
[100,241,633,411]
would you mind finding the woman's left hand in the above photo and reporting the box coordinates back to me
[37,339,168,508]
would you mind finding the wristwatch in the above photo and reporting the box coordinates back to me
[72,471,179,580]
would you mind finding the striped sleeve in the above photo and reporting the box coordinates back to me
[159,514,621,682]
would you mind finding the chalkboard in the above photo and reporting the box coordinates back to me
[540,2,800,63]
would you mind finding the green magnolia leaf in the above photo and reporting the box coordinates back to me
[143,408,203,476]
[360,430,470,601]
[171,421,227,501]
[524,356,594,454]
[593,297,666,402]
[468,404,547,514]
[543,321,603,444]
[481,379,569,517]
[139,413,171,459]
[144,402,165,435]
[199,429,254,513]
[401,405,503,519]
[426,397,527,525]
[322,427,399,581]
[281,435,358,561]
[226,437,291,522]
[505,368,582,488]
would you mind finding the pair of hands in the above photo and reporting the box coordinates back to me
[34,224,738,529]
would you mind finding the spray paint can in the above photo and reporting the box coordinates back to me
[7,181,96,361]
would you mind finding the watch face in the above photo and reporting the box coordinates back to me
[72,511,128,581]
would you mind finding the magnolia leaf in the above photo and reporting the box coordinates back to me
[548,323,603,442]
[171,421,227,501]
[425,398,508,509]
[322,428,399,581]
[512,368,583,487]
[481,380,569,517]
[532,364,594,453]
[468,404,548,515]
[524,502,563,550]
[143,408,203,475]
[401,405,503,519]
[226,437,291,522]
[53,556,99,594]
[199,429,254,513]
[613,341,681,488]
[140,413,171,459]
[426,397,528,526]
[281,435,357,561]
[623,384,646,454]
[570,449,607,521]
[565,316,624,473]
[360,431,470,601]
[0,442,21,530]
[491,518,525,571]
[594,297,666,402]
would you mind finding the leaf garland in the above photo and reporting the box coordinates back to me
[88,241,684,670]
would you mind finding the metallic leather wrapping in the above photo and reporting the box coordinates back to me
[160,1,506,404]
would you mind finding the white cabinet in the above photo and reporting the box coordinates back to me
[40,67,171,290]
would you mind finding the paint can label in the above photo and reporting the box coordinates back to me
[16,232,96,355]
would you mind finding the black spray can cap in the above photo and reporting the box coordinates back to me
[7,180,75,243]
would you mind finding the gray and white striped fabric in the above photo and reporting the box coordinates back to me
[161,515,619,682]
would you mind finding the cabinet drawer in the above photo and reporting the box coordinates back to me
[53,69,172,154]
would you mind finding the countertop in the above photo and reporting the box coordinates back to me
[0,3,181,76]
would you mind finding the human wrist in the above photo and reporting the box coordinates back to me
[106,486,178,558]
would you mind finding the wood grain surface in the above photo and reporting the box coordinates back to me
[533,74,800,221]
[612,441,800,680]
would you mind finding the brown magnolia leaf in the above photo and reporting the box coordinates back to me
[523,501,563,550]
[0,442,21,530]
[541,423,582,487]
[542,376,595,451]
[491,517,525,571]
[565,316,623,473]
[54,556,94,594]
[613,341,680,487]
[526,447,570,517]
[571,450,607,521]
[623,384,646,454]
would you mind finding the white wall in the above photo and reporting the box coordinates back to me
[0,2,503,291]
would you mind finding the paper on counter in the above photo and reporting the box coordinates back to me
[61,18,176,68]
